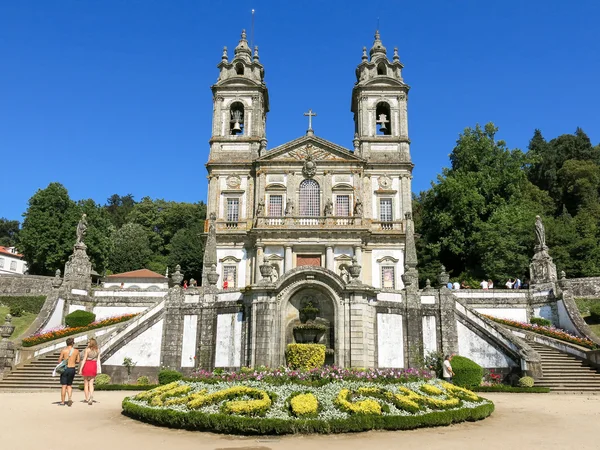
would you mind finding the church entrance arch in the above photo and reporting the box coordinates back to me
[282,287,336,366]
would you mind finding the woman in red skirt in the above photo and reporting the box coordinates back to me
[80,338,100,405]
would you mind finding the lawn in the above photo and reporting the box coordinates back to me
[0,306,37,341]
[574,298,600,338]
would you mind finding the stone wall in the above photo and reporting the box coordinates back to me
[0,274,55,296]
[569,277,600,299]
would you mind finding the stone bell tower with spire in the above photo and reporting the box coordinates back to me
[351,31,411,163]
[209,30,270,162]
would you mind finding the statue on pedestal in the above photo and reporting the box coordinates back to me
[76,214,87,246]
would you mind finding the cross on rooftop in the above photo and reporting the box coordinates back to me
[304,109,317,134]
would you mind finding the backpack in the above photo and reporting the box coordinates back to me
[54,347,74,375]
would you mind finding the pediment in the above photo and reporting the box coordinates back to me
[257,135,364,163]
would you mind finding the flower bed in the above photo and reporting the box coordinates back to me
[122,380,493,435]
[482,315,599,350]
[22,313,138,347]
[190,366,432,385]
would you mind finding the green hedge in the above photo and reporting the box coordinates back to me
[65,310,96,328]
[158,369,183,385]
[472,385,550,393]
[0,296,46,314]
[451,356,483,388]
[530,317,552,327]
[79,384,158,391]
[589,304,600,323]
[122,398,494,435]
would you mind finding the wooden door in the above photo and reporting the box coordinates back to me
[297,255,321,267]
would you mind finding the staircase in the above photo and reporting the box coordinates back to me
[0,345,86,390]
[529,342,600,393]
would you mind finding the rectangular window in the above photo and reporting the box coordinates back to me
[10,261,17,271]
[269,195,283,216]
[0,258,4,268]
[335,195,350,217]
[223,265,237,289]
[381,266,395,289]
[226,198,239,222]
[380,198,393,222]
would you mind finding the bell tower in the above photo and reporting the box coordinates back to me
[351,31,410,162]
[209,30,269,161]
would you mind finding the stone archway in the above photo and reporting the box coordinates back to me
[282,288,336,366]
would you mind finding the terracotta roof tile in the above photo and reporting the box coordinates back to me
[0,246,23,258]
[106,269,167,279]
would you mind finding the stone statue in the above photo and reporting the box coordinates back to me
[340,265,350,284]
[76,214,87,245]
[285,199,294,216]
[256,199,265,216]
[535,215,546,249]
[324,198,333,216]
[354,198,363,216]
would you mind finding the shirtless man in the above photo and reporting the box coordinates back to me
[58,338,80,406]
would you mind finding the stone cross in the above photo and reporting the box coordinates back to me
[304,109,317,132]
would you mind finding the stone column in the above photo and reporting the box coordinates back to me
[354,245,362,280]
[285,246,293,273]
[326,246,334,271]
[255,245,264,282]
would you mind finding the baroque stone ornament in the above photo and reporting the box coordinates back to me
[302,147,317,178]
[63,216,92,291]
[348,257,362,283]
[530,216,557,284]
[379,174,392,189]
[226,175,241,189]
[354,198,363,216]
[76,213,88,246]
[324,198,333,216]
[206,264,219,286]
[437,265,450,288]
[171,265,184,286]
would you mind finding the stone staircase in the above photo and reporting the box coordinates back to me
[529,342,600,393]
[0,345,86,390]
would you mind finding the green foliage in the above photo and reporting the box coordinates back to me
[80,383,158,391]
[64,310,96,328]
[167,223,205,282]
[472,385,549,393]
[76,199,113,274]
[0,296,46,314]
[158,369,183,385]
[108,223,153,273]
[105,194,136,229]
[123,357,137,376]
[589,304,600,323]
[9,305,23,317]
[451,356,483,388]
[530,317,552,327]
[137,376,150,385]
[95,374,111,385]
[0,218,20,247]
[518,376,535,388]
[285,344,326,370]
[424,351,444,378]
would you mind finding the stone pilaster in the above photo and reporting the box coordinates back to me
[284,246,293,273]
[255,245,264,283]
[438,290,459,356]
[197,303,218,370]
[160,288,186,369]
[404,291,423,367]
[326,246,334,271]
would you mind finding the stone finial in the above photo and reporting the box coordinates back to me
[362,46,368,62]
[348,256,362,282]
[370,30,387,58]
[560,270,566,280]
[253,46,259,62]
[206,264,219,286]
[171,264,184,286]
[393,47,399,62]
[222,46,228,63]
[425,279,431,288]
[0,314,15,340]
[437,265,450,288]
[234,29,252,62]
[353,133,360,152]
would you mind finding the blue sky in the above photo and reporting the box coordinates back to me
[1,1,599,222]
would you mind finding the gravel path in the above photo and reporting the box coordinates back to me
[1,391,598,449]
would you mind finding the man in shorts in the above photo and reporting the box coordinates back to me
[58,337,80,406]
[443,354,455,383]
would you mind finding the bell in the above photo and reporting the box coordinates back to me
[379,122,387,133]
[232,121,242,133]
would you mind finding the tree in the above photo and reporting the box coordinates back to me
[105,194,136,229]
[19,183,77,275]
[108,223,152,274]
[168,224,205,282]
[0,218,19,247]
[77,199,114,274]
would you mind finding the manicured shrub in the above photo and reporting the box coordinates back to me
[9,305,23,317]
[451,356,483,388]
[158,369,183,385]
[137,376,150,385]
[589,303,600,323]
[518,376,535,388]
[65,310,96,328]
[472,385,549,393]
[285,343,326,370]
[0,296,46,314]
[96,374,111,385]
[530,317,552,327]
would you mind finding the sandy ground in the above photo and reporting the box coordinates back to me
[1,391,599,450]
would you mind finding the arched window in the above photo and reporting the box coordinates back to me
[229,102,244,135]
[299,179,320,216]
[376,102,391,135]
[235,63,244,75]
[377,62,387,76]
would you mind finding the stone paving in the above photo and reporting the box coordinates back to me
[1,391,598,449]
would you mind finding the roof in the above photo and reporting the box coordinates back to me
[106,269,168,280]
[257,134,364,162]
[0,246,23,259]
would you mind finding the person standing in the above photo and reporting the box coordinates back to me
[488,279,494,289]
[480,279,489,290]
[443,355,455,382]
[514,278,522,289]
[505,278,514,289]
[80,338,100,405]
[57,338,80,406]
[446,281,453,289]
[453,280,460,290]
